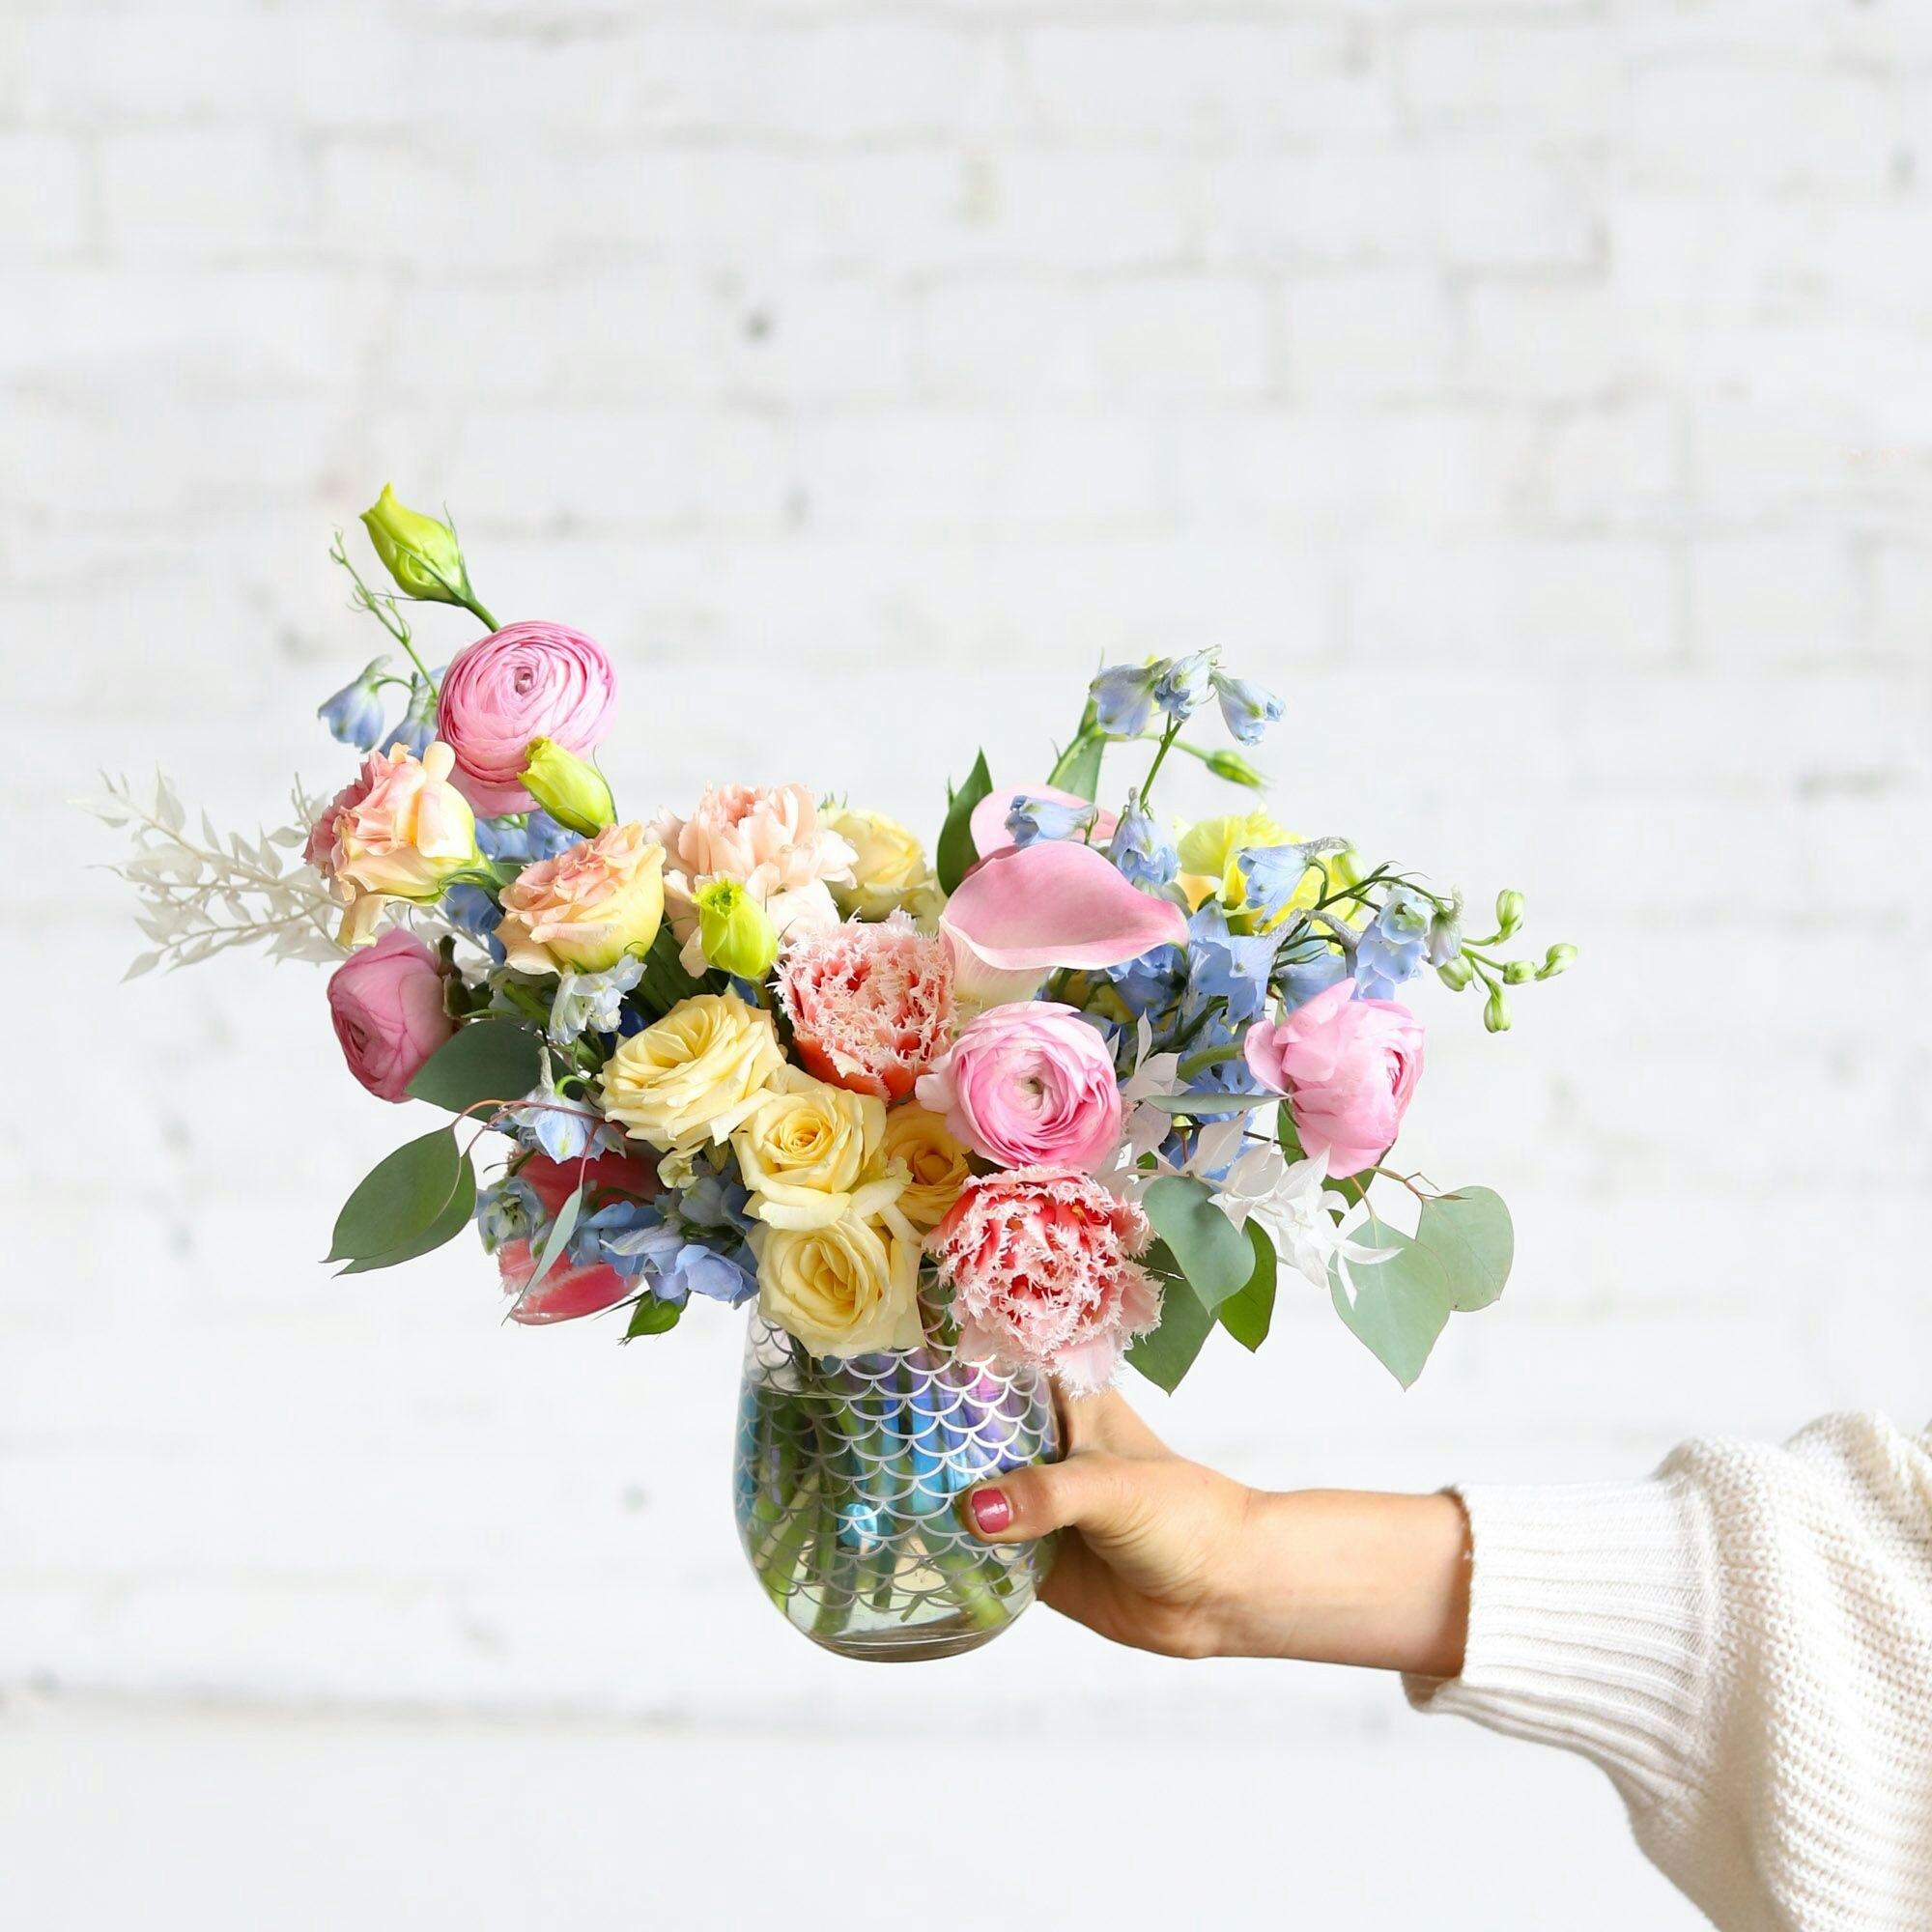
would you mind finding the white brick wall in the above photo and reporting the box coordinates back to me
[8,3,1931,1926]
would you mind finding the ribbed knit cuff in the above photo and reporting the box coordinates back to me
[1405,1475,1716,1806]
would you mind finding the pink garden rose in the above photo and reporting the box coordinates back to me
[304,740,480,948]
[649,782,857,975]
[915,1002,1122,1171]
[1243,979,1425,1179]
[927,1167,1158,1393]
[777,913,953,1101]
[436,621,617,816]
[500,1149,660,1325]
[326,927,455,1101]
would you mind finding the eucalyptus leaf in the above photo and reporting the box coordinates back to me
[1219,1221,1277,1352]
[935,750,994,894]
[1137,1092,1270,1116]
[1142,1175,1255,1312]
[1126,1254,1216,1394]
[517,1183,583,1310]
[326,1129,466,1264]
[407,1016,544,1115]
[624,1295,684,1339]
[1328,1212,1453,1390]
[337,1155,476,1274]
[1416,1186,1514,1312]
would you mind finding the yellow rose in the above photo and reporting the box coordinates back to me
[754,1209,923,1358]
[826,807,944,923]
[598,992,783,1152]
[877,1104,972,1231]
[733,1065,889,1230]
[497,822,665,975]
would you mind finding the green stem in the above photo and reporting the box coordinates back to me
[1176,1039,1244,1082]
[1137,718,1183,810]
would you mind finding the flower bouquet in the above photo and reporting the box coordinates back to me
[98,487,1572,1661]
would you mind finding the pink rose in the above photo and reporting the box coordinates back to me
[1243,979,1424,1179]
[436,622,617,817]
[777,913,953,1101]
[927,1167,1159,1393]
[500,1150,661,1325]
[326,928,455,1101]
[649,782,857,975]
[915,1002,1122,1171]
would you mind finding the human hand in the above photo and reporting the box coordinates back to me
[961,1388,1471,1676]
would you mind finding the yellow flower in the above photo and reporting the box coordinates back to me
[733,1066,890,1230]
[598,992,783,1152]
[754,1208,923,1358]
[826,807,944,923]
[877,1104,972,1231]
[1176,810,1351,934]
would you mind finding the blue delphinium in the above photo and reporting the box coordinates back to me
[1209,669,1283,746]
[317,656,390,752]
[1178,909,1277,1034]
[550,954,645,1044]
[1236,842,1318,927]
[1276,944,1351,1011]
[440,882,506,963]
[388,668,444,759]
[476,810,577,865]
[1354,887,1434,1000]
[1108,789,1179,892]
[1007,794,1098,847]
[1152,650,1213,724]
[1089,660,1164,737]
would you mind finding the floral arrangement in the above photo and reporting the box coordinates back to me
[99,487,1572,1654]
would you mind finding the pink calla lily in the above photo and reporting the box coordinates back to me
[970,785,1121,861]
[941,838,1188,1006]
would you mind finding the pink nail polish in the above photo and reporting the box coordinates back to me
[969,1488,1012,1534]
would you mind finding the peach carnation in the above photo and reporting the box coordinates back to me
[926,1167,1160,1394]
[777,913,954,1102]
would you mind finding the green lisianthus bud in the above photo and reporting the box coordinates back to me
[696,878,780,980]
[1436,956,1476,992]
[1204,747,1267,788]
[361,483,469,605]
[1493,889,1525,939]
[522,737,616,838]
[1483,987,1513,1034]
[1537,942,1577,980]
[1503,958,1535,984]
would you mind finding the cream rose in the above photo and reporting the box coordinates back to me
[598,992,783,1153]
[877,1104,972,1232]
[754,1209,923,1358]
[732,1065,889,1231]
[827,808,943,923]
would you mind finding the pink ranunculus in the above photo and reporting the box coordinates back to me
[915,1002,1122,1171]
[326,927,455,1101]
[968,785,1121,861]
[436,621,617,817]
[927,1167,1159,1393]
[777,913,954,1101]
[938,837,1189,1008]
[1243,979,1425,1179]
[649,782,857,975]
[500,1149,661,1325]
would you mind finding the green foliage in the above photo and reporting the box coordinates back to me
[635,922,719,1018]
[624,1295,684,1339]
[327,1129,473,1273]
[1141,1175,1254,1312]
[407,1016,544,1115]
[1046,703,1104,802]
[936,751,994,894]
[1328,1211,1452,1390]
[1125,1243,1217,1393]
[1218,1221,1277,1352]
[1415,1186,1514,1312]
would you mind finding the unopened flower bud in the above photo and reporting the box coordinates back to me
[521,737,615,838]
[1436,956,1475,992]
[1493,889,1525,939]
[1483,987,1512,1034]
[1204,747,1267,788]
[1426,895,1464,968]
[1503,958,1535,984]
[1537,942,1577,980]
[696,878,779,981]
[360,482,469,605]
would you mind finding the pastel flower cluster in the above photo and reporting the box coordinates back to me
[109,489,1570,1405]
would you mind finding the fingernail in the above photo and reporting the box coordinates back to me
[968,1487,1012,1535]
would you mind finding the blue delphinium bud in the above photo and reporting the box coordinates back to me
[390,668,443,759]
[317,655,391,752]
[1108,788,1179,891]
[1007,794,1098,847]
[1153,650,1213,724]
[1090,661,1165,738]
[1208,670,1283,746]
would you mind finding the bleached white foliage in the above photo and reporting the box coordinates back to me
[88,773,342,976]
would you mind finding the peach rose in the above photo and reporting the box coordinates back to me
[497,821,666,975]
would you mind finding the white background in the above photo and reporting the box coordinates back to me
[7,2,1931,1926]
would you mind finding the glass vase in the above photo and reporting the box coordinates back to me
[732,1312,1061,1661]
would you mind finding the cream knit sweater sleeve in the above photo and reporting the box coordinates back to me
[1406,1414,1932,1932]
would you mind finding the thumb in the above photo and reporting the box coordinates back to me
[960,1454,1142,1545]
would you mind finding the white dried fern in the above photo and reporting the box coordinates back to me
[88,773,343,977]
